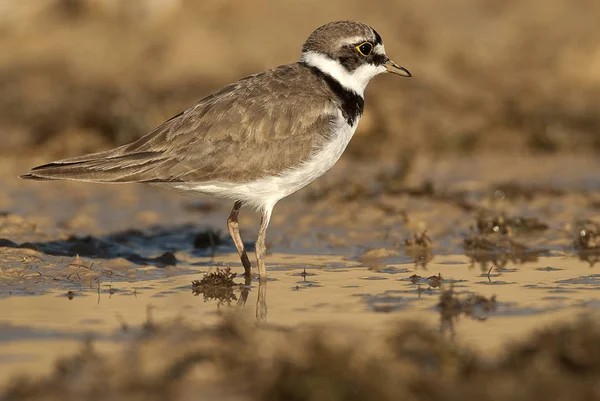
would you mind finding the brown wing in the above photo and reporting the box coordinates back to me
[22,63,338,183]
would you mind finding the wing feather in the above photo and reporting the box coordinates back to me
[21,63,337,183]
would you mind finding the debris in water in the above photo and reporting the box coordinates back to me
[191,266,238,304]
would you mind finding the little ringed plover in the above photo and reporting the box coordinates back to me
[21,20,411,280]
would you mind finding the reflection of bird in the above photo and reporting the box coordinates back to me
[21,21,411,280]
[256,279,267,323]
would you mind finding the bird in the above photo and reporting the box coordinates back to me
[20,20,411,281]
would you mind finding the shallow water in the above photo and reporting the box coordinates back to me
[1,155,600,384]
[1,251,598,382]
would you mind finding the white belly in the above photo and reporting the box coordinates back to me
[172,115,358,211]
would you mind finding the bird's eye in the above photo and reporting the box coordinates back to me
[356,42,373,56]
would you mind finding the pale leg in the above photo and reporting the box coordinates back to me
[227,201,252,278]
[255,207,272,281]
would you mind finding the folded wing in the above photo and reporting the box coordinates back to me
[22,64,336,184]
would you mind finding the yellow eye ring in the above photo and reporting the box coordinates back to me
[356,42,373,56]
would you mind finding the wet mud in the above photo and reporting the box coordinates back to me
[1,154,600,399]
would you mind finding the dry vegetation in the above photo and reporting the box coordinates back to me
[1,0,600,159]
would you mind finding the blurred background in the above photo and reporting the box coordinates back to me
[3,2,600,393]
[1,0,599,160]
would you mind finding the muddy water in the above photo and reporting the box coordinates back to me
[1,155,600,384]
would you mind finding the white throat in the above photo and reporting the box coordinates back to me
[301,51,386,96]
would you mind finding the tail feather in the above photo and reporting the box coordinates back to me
[34,146,128,166]
[20,151,167,183]
[19,173,57,181]
[20,111,183,183]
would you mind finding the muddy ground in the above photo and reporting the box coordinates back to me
[2,1,600,399]
[2,153,600,399]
